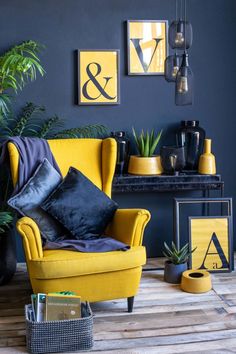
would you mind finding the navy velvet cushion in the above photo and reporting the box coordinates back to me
[41,167,118,240]
[8,158,67,242]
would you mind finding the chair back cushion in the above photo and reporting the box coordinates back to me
[8,138,117,197]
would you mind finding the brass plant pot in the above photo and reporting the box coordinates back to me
[181,270,212,293]
[128,155,163,175]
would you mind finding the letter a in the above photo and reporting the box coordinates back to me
[199,232,229,270]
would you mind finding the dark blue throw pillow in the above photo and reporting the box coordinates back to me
[8,158,67,242]
[41,167,118,240]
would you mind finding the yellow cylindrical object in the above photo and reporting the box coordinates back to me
[198,139,216,175]
[128,155,163,175]
[204,139,211,154]
[181,270,212,293]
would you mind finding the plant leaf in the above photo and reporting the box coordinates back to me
[149,129,162,156]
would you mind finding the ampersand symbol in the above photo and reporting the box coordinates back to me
[82,62,116,100]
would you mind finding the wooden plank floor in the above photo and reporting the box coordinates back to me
[1,259,236,353]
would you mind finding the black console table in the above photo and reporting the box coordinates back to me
[112,173,224,271]
[112,173,224,196]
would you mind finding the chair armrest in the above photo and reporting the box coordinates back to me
[105,209,151,246]
[16,217,43,260]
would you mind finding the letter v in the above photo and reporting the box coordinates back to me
[130,38,163,72]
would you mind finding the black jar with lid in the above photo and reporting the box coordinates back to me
[176,120,205,170]
[111,131,130,175]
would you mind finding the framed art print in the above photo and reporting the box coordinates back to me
[189,216,233,273]
[127,20,168,75]
[78,50,120,105]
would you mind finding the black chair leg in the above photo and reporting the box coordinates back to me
[127,296,134,313]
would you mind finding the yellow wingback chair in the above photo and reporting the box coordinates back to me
[8,138,150,311]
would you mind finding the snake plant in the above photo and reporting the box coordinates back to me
[132,127,162,157]
[163,242,196,265]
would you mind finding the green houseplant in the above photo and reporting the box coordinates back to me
[0,41,107,284]
[0,40,45,117]
[163,242,196,284]
[0,102,107,139]
[128,128,163,175]
[0,40,45,285]
[0,211,15,285]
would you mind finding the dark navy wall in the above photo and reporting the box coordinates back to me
[1,0,236,260]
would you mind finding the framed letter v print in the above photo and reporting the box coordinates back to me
[127,20,168,75]
[78,50,120,105]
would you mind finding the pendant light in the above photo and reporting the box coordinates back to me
[175,51,193,105]
[168,0,193,50]
[164,52,182,82]
[164,0,182,82]
[175,0,194,106]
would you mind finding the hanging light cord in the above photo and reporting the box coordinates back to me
[184,0,187,53]
[175,0,178,21]
[175,0,178,57]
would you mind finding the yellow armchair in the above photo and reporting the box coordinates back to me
[8,138,150,311]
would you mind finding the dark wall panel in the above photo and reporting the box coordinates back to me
[1,0,236,261]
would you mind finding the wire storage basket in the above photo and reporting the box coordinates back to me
[25,302,93,354]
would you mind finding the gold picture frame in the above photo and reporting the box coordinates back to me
[127,20,168,75]
[78,50,120,105]
[189,216,233,273]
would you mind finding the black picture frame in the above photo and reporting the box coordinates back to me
[173,198,234,271]
[127,20,169,76]
[77,49,120,105]
[188,215,233,273]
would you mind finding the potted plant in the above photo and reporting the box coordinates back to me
[163,242,196,284]
[0,211,15,285]
[0,41,108,284]
[128,128,163,175]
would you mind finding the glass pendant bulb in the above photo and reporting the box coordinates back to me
[177,75,188,93]
[175,52,194,105]
[164,53,181,83]
[175,20,185,45]
[176,53,189,94]
[169,20,193,49]
[172,65,179,78]
[171,54,180,78]
[175,32,184,45]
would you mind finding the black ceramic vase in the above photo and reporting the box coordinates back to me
[176,120,205,170]
[111,131,130,175]
[0,228,16,285]
[160,146,185,175]
[164,261,188,284]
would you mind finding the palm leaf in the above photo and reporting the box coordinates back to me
[0,93,11,118]
[54,124,107,139]
[36,115,63,138]
[0,40,45,94]
[0,211,13,233]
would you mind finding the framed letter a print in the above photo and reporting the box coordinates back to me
[78,50,120,105]
[127,20,168,75]
[189,216,233,273]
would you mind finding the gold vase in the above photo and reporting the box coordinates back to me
[128,155,163,175]
[198,139,216,175]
